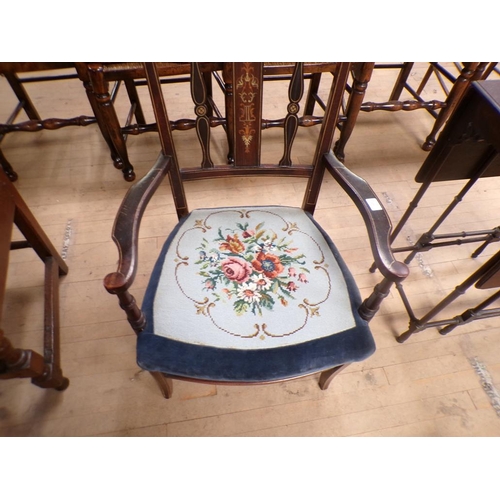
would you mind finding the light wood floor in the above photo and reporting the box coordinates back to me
[1,63,500,437]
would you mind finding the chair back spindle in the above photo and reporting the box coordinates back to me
[279,62,304,166]
[191,62,214,169]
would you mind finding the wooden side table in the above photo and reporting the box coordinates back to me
[388,80,500,342]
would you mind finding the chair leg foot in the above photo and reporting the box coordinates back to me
[150,371,173,399]
[32,366,70,391]
[122,167,136,182]
[422,137,435,151]
[318,364,350,390]
[55,377,70,391]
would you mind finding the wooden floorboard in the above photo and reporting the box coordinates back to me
[1,63,499,437]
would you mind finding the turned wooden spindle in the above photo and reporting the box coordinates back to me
[279,62,304,166]
[191,62,214,169]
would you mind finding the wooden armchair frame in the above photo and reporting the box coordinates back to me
[103,62,408,397]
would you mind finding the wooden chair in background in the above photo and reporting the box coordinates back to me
[103,62,409,398]
[0,63,96,181]
[81,62,222,181]
[306,62,497,158]
[0,167,69,390]
[82,62,372,179]
[386,62,492,150]
[0,62,150,182]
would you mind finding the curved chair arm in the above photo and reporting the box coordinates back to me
[104,153,171,295]
[323,151,409,283]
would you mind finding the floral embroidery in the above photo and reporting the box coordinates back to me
[195,221,310,316]
[252,252,284,279]
[221,256,253,283]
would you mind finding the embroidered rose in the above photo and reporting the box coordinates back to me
[221,257,252,283]
[219,234,245,254]
[252,252,284,279]
[287,281,299,292]
[298,273,308,283]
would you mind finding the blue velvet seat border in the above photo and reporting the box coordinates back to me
[137,207,375,382]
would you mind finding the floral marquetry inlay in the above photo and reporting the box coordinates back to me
[236,63,260,153]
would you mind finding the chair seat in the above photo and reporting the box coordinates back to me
[138,206,375,383]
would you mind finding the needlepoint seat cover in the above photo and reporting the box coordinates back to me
[138,206,375,382]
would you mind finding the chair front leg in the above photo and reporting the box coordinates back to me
[150,371,174,399]
[319,363,350,390]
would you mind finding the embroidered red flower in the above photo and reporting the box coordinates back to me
[219,234,245,254]
[252,252,284,279]
[242,229,255,239]
[286,281,299,292]
[221,257,252,283]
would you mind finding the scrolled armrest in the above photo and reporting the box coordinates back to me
[104,153,171,294]
[323,151,409,282]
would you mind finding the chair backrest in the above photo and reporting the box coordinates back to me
[143,62,351,219]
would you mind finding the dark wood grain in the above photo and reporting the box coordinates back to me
[0,168,69,390]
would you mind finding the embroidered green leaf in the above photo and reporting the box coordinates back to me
[215,228,225,241]
[299,267,310,273]
[236,222,249,231]
[279,255,305,266]
[233,299,249,315]
[251,302,263,316]
[278,285,294,299]
[259,292,275,311]
[278,255,293,266]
